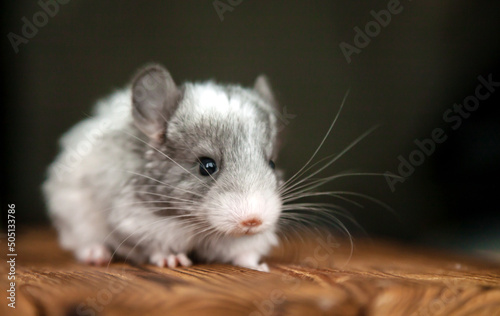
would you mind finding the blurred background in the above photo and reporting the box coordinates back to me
[2,1,499,257]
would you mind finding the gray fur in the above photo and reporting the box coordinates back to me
[43,64,283,271]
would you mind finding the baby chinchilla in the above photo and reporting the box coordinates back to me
[43,64,283,272]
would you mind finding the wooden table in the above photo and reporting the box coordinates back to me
[1,228,499,316]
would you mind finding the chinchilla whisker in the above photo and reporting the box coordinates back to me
[282,189,375,208]
[279,217,317,235]
[282,189,366,207]
[132,184,204,199]
[126,171,204,198]
[332,191,398,217]
[278,152,338,190]
[133,191,199,204]
[281,214,356,269]
[131,198,197,209]
[280,126,378,196]
[105,219,168,267]
[275,227,292,246]
[119,220,193,267]
[281,172,396,199]
[292,194,365,209]
[282,202,357,220]
[278,217,352,260]
[280,211,354,247]
[280,208,350,227]
[277,219,307,245]
[285,191,397,217]
[103,207,206,266]
[281,205,366,237]
[132,183,206,197]
[137,206,189,212]
[188,225,220,240]
[94,197,201,218]
[280,90,350,191]
[90,199,190,216]
[113,215,209,268]
[210,227,228,245]
[184,225,212,238]
[282,202,355,217]
[123,131,211,190]
[281,172,388,199]
[134,199,195,207]
[140,207,196,215]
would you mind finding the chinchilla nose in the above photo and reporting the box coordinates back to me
[240,217,263,228]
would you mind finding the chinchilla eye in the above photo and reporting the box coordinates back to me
[199,157,217,176]
[269,160,275,169]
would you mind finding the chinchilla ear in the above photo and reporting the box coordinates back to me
[254,75,277,108]
[131,64,181,143]
[254,74,286,155]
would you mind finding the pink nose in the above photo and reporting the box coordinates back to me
[240,217,263,228]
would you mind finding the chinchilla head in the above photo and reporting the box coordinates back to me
[131,64,283,237]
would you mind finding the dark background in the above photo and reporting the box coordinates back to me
[2,1,499,256]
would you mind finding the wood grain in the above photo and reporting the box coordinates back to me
[1,228,499,316]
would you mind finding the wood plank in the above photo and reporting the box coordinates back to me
[1,228,499,316]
